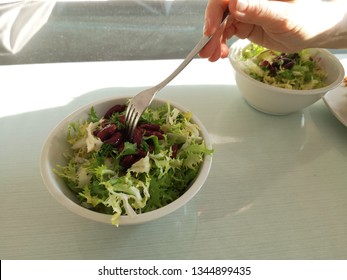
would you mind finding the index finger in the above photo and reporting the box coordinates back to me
[204,0,230,36]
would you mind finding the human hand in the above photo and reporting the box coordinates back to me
[199,0,346,62]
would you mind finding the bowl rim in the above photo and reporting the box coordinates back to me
[228,39,345,96]
[40,95,213,225]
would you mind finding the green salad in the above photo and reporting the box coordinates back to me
[239,43,327,90]
[54,102,213,226]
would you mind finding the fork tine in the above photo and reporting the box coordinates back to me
[124,103,133,124]
[128,111,141,139]
[127,111,137,137]
[125,103,139,139]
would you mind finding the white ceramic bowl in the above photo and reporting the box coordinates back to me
[40,96,213,226]
[229,39,345,115]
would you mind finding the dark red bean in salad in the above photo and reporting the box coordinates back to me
[96,124,117,141]
[119,115,125,124]
[144,130,164,140]
[132,128,143,147]
[281,57,291,65]
[148,143,155,154]
[103,131,123,146]
[118,141,125,152]
[104,104,126,119]
[283,61,295,69]
[121,155,136,168]
[101,119,109,127]
[259,60,270,68]
[271,61,280,69]
[137,149,147,158]
[139,123,161,131]
[93,128,100,136]
[171,144,179,158]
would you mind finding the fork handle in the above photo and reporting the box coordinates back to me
[156,35,211,90]
[155,11,230,90]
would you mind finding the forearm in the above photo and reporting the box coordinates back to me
[308,0,347,49]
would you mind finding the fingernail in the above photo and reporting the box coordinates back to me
[236,0,248,13]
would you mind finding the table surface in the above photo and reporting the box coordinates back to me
[1,54,347,260]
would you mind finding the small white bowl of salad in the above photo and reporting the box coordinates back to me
[40,96,213,226]
[229,39,345,115]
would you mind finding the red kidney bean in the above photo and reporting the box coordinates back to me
[139,123,161,131]
[147,143,154,154]
[104,104,126,119]
[271,61,279,69]
[132,128,143,147]
[119,115,125,124]
[101,120,109,127]
[283,61,295,69]
[259,60,269,68]
[103,131,123,146]
[137,149,147,158]
[144,130,163,140]
[96,124,117,141]
[121,155,136,168]
[171,144,179,158]
[93,128,100,136]
[118,141,125,152]
[281,57,290,65]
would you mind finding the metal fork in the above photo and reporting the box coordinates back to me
[125,11,230,138]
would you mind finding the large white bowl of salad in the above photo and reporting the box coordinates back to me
[40,96,213,226]
[229,39,345,115]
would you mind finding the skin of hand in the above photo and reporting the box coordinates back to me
[199,0,347,62]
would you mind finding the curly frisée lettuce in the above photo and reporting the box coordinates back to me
[239,43,328,90]
[53,102,213,226]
